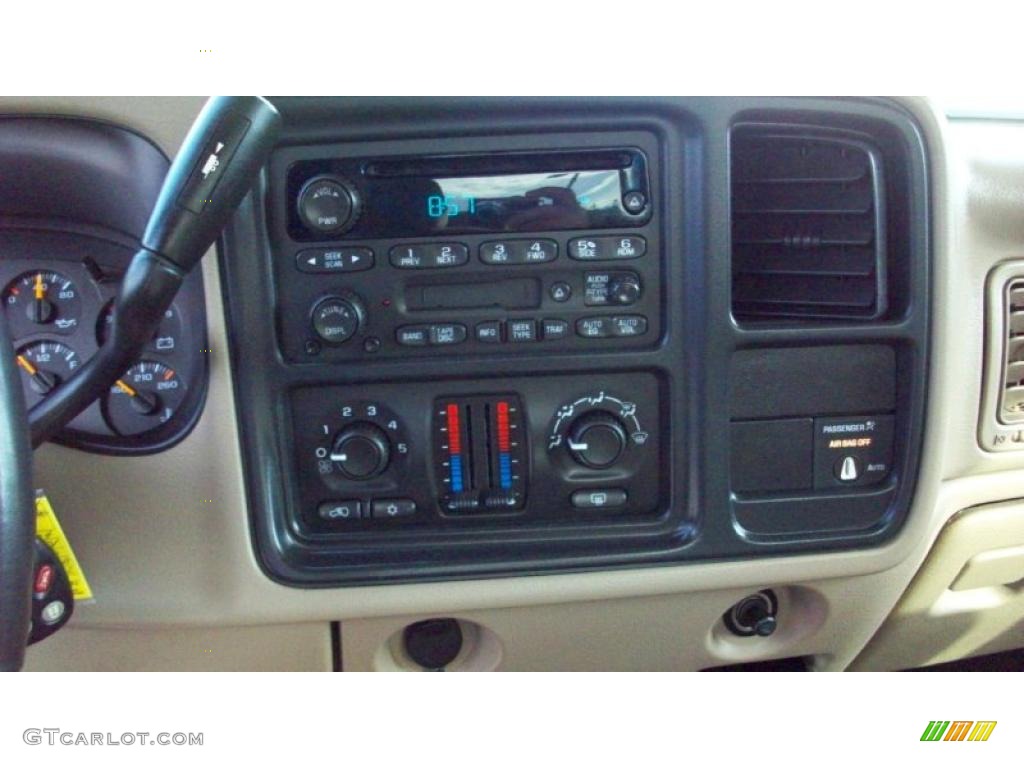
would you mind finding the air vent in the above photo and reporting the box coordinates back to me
[1000,280,1024,421]
[731,125,887,321]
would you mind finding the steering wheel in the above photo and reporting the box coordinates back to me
[0,302,33,670]
[0,97,281,670]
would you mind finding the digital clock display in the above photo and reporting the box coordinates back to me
[416,170,619,232]
[427,195,477,219]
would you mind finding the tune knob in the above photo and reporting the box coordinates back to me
[330,422,391,480]
[567,411,628,469]
[297,175,360,234]
[607,274,642,305]
[311,294,365,344]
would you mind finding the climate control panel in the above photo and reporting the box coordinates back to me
[288,373,664,537]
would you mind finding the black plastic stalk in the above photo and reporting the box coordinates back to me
[143,97,283,271]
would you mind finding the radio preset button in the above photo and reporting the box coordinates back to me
[429,323,467,345]
[480,239,558,265]
[508,319,538,343]
[389,243,469,269]
[576,317,613,338]
[476,321,503,343]
[519,239,557,263]
[296,247,374,274]
[569,235,647,261]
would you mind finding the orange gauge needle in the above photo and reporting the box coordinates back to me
[16,354,38,376]
[33,273,45,300]
[115,379,138,397]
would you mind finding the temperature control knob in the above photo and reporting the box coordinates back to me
[567,411,628,469]
[330,422,390,480]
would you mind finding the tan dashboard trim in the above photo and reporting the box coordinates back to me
[6,96,1017,670]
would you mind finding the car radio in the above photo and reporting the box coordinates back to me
[268,145,662,363]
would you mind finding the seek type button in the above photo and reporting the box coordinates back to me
[508,319,538,343]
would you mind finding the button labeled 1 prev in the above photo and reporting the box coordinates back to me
[812,415,894,489]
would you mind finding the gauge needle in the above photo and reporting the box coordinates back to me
[17,354,56,394]
[115,379,137,396]
[16,354,38,376]
[30,273,53,324]
[116,379,159,415]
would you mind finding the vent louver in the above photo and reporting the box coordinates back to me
[1001,280,1024,421]
[731,125,887,321]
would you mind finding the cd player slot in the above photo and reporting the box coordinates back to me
[365,150,634,178]
[406,278,541,311]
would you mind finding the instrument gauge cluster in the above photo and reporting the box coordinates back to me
[1,231,209,454]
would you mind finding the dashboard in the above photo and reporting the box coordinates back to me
[222,97,929,586]
[4,95,1024,671]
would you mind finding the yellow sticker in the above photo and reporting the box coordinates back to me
[35,491,94,602]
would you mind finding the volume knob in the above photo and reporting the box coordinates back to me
[297,175,360,235]
[330,422,390,480]
[567,411,628,469]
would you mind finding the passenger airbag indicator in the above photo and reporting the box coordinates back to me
[813,415,894,489]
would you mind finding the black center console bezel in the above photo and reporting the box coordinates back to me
[220,97,930,587]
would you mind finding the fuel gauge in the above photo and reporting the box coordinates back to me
[14,341,81,406]
[103,361,187,436]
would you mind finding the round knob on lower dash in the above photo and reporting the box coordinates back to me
[567,411,628,469]
[330,422,390,480]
